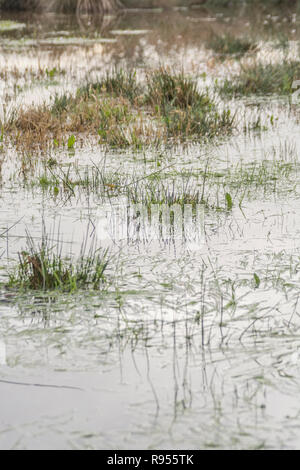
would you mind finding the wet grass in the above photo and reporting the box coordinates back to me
[217,160,298,206]
[130,158,299,212]
[145,69,206,110]
[80,69,142,104]
[219,61,300,97]
[206,33,256,59]
[128,180,203,209]
[145,69,234,139]
[34,163,128,197]
[8,230,109,292]
[2,3,300,452]
[24,154,299,215]
[3,68,235,152]
[10,95,147,150]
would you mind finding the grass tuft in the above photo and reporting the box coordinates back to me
[145,68,208,110]
[8,231,109,292]
[80,69,141,104]
[206,33,256,59]
[145,67,234,140]
[219,61,300,97]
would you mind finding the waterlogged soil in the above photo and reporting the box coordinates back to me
[1,4,300,450]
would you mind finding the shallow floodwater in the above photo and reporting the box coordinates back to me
[1,3,300,450]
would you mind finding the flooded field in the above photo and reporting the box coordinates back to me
[1,2,300,450]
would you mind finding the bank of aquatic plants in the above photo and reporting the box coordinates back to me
[4,68,235,152]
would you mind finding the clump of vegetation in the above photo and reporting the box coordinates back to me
[4,67,234,151]
[51,93,71,116]
[163,106,233,140]
[128,180,203,209]
[206,33,256,59]
[8,231,109,291]
[80,69,141,104]
[145,68,234,140]
[145,69,207,110]
[10,94,147,150]
[219,61,300,97]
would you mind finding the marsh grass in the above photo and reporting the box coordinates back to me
[135,159,298,211]
[30,156,298,213]
[80,69,141,104]
[128,180,203,208]
[227,160,297,204]
[4,68,235,151]
[219,61,300,97]
[11,95,147,150]
[163,107,234,139]
[51,93,71,116]
[8,230,109,291]
[145,68,234,141]
[206,33,256,59]
[36,163,128,197]
[145,69,206,110]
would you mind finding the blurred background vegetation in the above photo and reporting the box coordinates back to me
[0,0,299,13]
